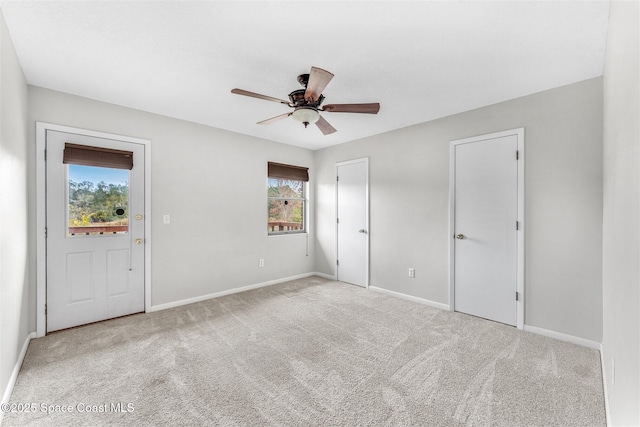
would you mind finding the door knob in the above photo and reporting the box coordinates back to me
[455,234,465,240]
[135,238,143,245]
[359,229,368,234]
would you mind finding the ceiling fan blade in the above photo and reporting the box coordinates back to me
[315,115,337,135]
[257,112,292,125]
[322,103,380,114]
[304,67,334,102]
[231,88,289,105]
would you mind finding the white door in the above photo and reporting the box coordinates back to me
[451,130,523,326]
[46,130,145,332]
[336,158,368,287]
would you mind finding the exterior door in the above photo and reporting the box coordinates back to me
[336,158,368,287]
[451,130,523,326]
[46,130,145,332]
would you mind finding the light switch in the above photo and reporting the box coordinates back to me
[163,214,170,224]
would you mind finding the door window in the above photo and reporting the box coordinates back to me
[67,164,129,236]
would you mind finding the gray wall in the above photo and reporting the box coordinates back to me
[28,86,315,315]
[315,78,604,343]
[0,8,29,405]
[602,1,640,425]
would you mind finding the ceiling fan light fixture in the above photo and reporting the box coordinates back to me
[292,106,320,126]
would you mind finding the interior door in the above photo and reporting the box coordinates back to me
[452,133,519,326]
[46,130,145,332]
[336,158,368,287]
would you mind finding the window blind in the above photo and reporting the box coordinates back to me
[63,143,134,170]
[268,162,309,182]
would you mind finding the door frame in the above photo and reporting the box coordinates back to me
[335,157,369,288]
[449,128,525,329]
[36,122,152,337]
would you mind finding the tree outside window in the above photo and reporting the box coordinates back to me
[268,178,305,234]
[67,164,129,236]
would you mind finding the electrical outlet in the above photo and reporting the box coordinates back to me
[259,259,264,268]
[408,268,415,278]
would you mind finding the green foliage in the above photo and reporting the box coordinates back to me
[68,180,128,226]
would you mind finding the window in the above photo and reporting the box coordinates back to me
[267,162,308,235]
[64,143,133,237]
[67,165,130,236]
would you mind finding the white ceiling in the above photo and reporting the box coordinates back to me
[0,1,610,150]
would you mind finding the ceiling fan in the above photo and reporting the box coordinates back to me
[231,66,380,135]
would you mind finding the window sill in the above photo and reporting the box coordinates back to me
[267,232,308,238]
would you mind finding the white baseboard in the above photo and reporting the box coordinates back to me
[313,272,337,281]
[523,325,601,350]
[149,272,320,312]
[368,286,450,311]
[600,343,611,426]
[1,332,35,424]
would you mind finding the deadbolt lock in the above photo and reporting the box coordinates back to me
[135,214,143,220]
[456,234,465,240]
[135,238,143,245]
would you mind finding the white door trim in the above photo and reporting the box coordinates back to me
[335,157,369,288]
[36,122,152,337]
[449,128,525,329]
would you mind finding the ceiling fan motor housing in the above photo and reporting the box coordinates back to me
[288,89,324,108]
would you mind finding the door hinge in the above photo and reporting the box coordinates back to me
[515,292,519,301]
[44,227,48,238]
[516,150,519,160]
[337,218,339,224]
[45,303,47,315]
[516,221,519,230]
[336,176,339,182]
[44,149,47,161]
[336,259,339,266]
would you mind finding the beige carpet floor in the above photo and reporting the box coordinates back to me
[3,276,605,426]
